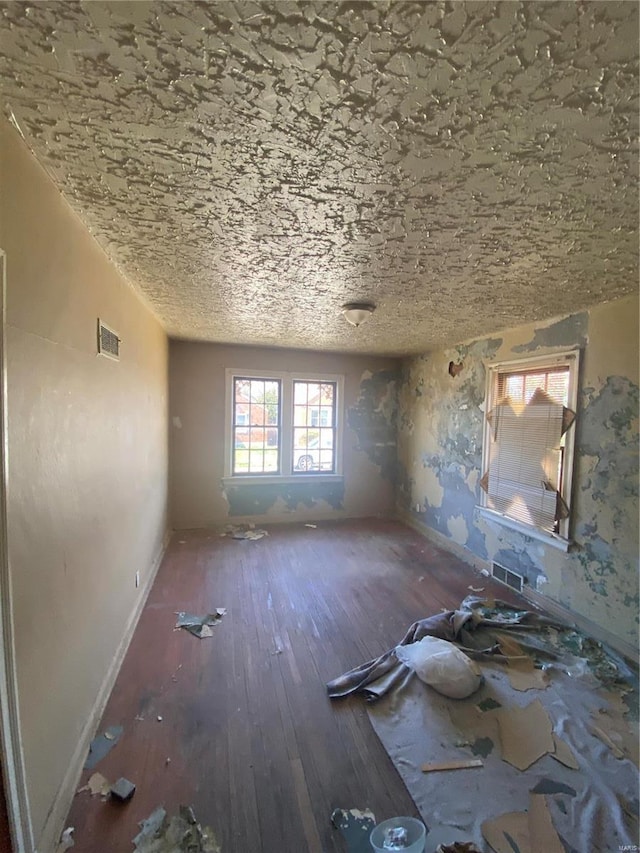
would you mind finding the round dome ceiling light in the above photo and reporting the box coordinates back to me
[341,302,376,327]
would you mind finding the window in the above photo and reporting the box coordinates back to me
[232,377,280,474]
[293,382,336,472]
[480,351,579,547]
[225,370,343,479]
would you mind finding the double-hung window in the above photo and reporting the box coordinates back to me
[479,351,579,548]
[226,370,343,478]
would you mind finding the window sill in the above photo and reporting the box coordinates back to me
[222,474,343,487]
[477,506,572,552]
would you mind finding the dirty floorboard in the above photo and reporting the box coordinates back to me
[66,518,524,852]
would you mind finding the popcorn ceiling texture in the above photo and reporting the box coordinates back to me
[1,1,637,355]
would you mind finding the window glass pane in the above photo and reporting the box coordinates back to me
[264,450,278,472]
[294,405,308,426]
[306,382,320,403]
[249,450,264,472]
[319,383,334,405]
[232,377,281,474]
[294,382,308,404]
[318,428,334,449]
[319,450,334,470]
[293,427,310,450]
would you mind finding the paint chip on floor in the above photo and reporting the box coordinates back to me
[84,725,123,770]
[133,805,220,852]
[175,609,227,638]
[497,699,554,770]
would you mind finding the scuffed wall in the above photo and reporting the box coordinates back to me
[169,342,398,528]
[398,295,639,648]
[0,119,169,849]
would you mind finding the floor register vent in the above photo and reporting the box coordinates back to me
[491,562,524,592]
[98,319,120,360]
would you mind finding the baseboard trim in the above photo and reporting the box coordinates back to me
[521,587,639,666]
[37,528,171,853]
[398,508,638,666]
[398,508,491,574]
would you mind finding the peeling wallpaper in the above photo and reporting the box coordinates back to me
[1,1,638,354]
[398,295,639,647]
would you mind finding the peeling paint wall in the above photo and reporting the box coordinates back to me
[169,342,398,527]
[398,295,639,647]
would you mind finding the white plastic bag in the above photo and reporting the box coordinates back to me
[395,636,482,699]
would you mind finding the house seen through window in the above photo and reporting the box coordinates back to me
[228,372,341,477]
[480,352,579,544]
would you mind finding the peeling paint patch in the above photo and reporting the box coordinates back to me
[422,466,444,509]
[225,480,344,516]
[347,369,398,481]
[466,468,480,495]
[447,514,468,546]
[512,313,588,353]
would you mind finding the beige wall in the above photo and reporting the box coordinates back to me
[0,118,169,849]
[397,296,639,649]
[170,341,399,528]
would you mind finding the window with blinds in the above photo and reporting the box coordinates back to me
[480,354,578,541]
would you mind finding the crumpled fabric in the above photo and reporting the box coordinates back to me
[326,596,563,701]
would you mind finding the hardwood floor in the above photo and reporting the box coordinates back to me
[66,519,523,852]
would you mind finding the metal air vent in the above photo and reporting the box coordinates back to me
[97,319,120,360]
[491,562,524,592]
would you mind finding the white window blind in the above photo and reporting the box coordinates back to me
[487,391,564,533]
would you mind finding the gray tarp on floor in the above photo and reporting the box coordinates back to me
[366,663,638,851]
[326,597,564,701]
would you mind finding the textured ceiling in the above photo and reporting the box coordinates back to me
[1,1,638,355]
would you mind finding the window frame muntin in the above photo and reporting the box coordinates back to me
[479,349,580,545]
[224,369,344,481]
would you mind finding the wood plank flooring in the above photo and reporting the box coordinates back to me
[66,519,523,852]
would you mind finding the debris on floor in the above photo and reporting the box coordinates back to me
[84,724,123,770]
[331,808,376,853]
[436,843,481,853]
[421,758,483,773]
[110,777,136,802]
[467,586,484,593]
[77,772,111,798]
[589,721,625,759]
[221,524,268,540]
[550,733,579,769]
[497,634,550,691]
[395,636,483,699]
[354,595,639,851]
[133,805,220,853]
[497,699,554,770]
[305,523,317,528]
[175,609,227,638]
[481,793,563,853]
[55,826,74,852]
[475,696,501,713]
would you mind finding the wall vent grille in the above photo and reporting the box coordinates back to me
[491,562,524,592]
[97,320,120,360]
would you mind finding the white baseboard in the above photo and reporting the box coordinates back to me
[37,528,171,853]
[398,508,638,666]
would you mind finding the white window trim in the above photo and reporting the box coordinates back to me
[223,369,344,481]
[480,348,580,548]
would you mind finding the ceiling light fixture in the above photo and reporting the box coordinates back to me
[341,302,376,327]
